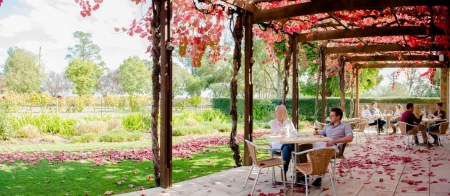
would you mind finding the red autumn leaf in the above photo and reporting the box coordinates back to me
[139,186,144,190]
[128,184,135,188]
[115,181,121,185]
[248,177,255,180]
[104,191,113,195]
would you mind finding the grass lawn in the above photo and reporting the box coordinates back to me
[0,138,270,196]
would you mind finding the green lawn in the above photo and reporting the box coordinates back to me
[0,138,270,196]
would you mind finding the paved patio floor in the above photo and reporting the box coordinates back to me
[119,133,450,196]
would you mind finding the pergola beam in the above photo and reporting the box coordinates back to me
[252,0,450,24]
[346,55,448,62]
[297,26,445,42]
[357,63,446,68]
[328,44,447,54]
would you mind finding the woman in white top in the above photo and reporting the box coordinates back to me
[361,104,375,124]
[389,104,404,135]
[269,104,296,176]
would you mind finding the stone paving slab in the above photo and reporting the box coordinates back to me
[118,134,450,196]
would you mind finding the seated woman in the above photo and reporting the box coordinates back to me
[361,104,376,126]
[389,104,404,135]
[426,102,446,145]
[269,105,296,178]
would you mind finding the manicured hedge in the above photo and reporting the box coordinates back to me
[212,97,440,121]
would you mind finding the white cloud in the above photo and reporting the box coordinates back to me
[0,0,153,73]
[0,15,33,37]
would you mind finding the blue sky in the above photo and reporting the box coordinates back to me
[0,0,150,73]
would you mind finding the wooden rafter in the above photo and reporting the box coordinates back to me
[297,26,445,42]
[357,63,446,68]
[327,44,447,54]
[252,0,450,24]
[346,55,448,62]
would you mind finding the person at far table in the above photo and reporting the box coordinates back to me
[269,104,298,179]
[401,102,432,147]
[369,101,387,134]
[361,104,377,127]
[312,107,353,187]
[389,104,405,135]
[426,102,446,145]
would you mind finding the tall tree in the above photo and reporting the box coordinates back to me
[172,64,191,97]
[2,47,45,94]
[118,56,152,95]
[97,69,122,97]
[42,71,73,96]
[65,58,102,95]
[66,31,105,67]
[0,75,5,93]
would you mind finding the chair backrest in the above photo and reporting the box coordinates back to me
[336,143,347,157]
[439,122,449,135]
[245,140,259,165]
[358,120,366,132]
[397,121,408,135]
[318,123,326,131]
[307,148,336,175]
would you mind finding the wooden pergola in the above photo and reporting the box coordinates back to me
[157,0,450,187]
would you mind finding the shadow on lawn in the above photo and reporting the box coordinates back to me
[0,143,258,196]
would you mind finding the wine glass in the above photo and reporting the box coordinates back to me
[314,121,319,133]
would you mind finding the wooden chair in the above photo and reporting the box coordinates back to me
[397,121,420,149]
[318,122,326,132]
[352,119,367,144]
[429,121,449,147]
[291,147,337,196]
[243,140,286,195]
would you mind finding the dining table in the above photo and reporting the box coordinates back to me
[264,133,333,185]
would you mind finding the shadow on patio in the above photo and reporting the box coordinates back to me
[119,134,450,196]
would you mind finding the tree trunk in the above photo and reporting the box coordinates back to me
[150,0,162,187]
[276,59,282,99]
[229,9,244,167]
[282,35,294,105]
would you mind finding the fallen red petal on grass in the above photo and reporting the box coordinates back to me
[104,191,113,195]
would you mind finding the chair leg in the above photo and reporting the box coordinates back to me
[250,168,262,196]
[329,173,337,196]
[243,165,254,188]
[305,175,309,196]
[343,158,353,178]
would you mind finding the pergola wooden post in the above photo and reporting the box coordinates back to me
[243,11,253,166]
[160,0,172,188]
[320,45,327,122]
[339,55,345,115]
[355,67,360,117]
[292,35,299,129]
[441,68,449,114]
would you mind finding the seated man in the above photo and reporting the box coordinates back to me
[401,102,432,147]
[311,107,353,187]
[426,102,446,145]
[369,101,387,134]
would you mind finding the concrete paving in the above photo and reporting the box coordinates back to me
[119,132,450,196]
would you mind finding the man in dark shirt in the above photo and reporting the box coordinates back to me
[401,103,431,146]
[426,102,446,145]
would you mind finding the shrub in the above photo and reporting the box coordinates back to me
[172,125,215,136]
[201,109,229,123]
[127,130,144,141]
[183,118,199,127]
[74,121,108,136]
[211,123,231,132]
[107,119,123,130]
[72,133,98,143]
[40,135,62,143]
[99,128,143,142]
[16,125,40,138]
[298,121,307,129]
[122,113,149,131]
[0,114,14,140]
[187,96,202,108]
